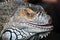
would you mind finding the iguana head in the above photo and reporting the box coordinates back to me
[1,4,53,40]
[12,4,53,33]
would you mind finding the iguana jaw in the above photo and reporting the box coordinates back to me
[27,22,53,28]
[17,21,53,33]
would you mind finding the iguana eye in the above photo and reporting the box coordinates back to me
[26,12,30,17]
[19,8,35,21]
[23,9,31,17]
[23,8,35,18]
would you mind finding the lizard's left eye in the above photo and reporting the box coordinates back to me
[26,12,30,17]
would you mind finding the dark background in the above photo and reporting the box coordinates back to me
[0,0,5,2]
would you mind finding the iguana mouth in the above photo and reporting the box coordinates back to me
[27,22,53,29]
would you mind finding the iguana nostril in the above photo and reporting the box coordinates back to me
[49,19,52,24]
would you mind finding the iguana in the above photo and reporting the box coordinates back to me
[1,3,53,40]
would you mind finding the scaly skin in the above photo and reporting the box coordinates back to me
[1,4,53,40]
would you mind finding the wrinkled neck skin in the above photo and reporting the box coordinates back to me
[1,5,53,40]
